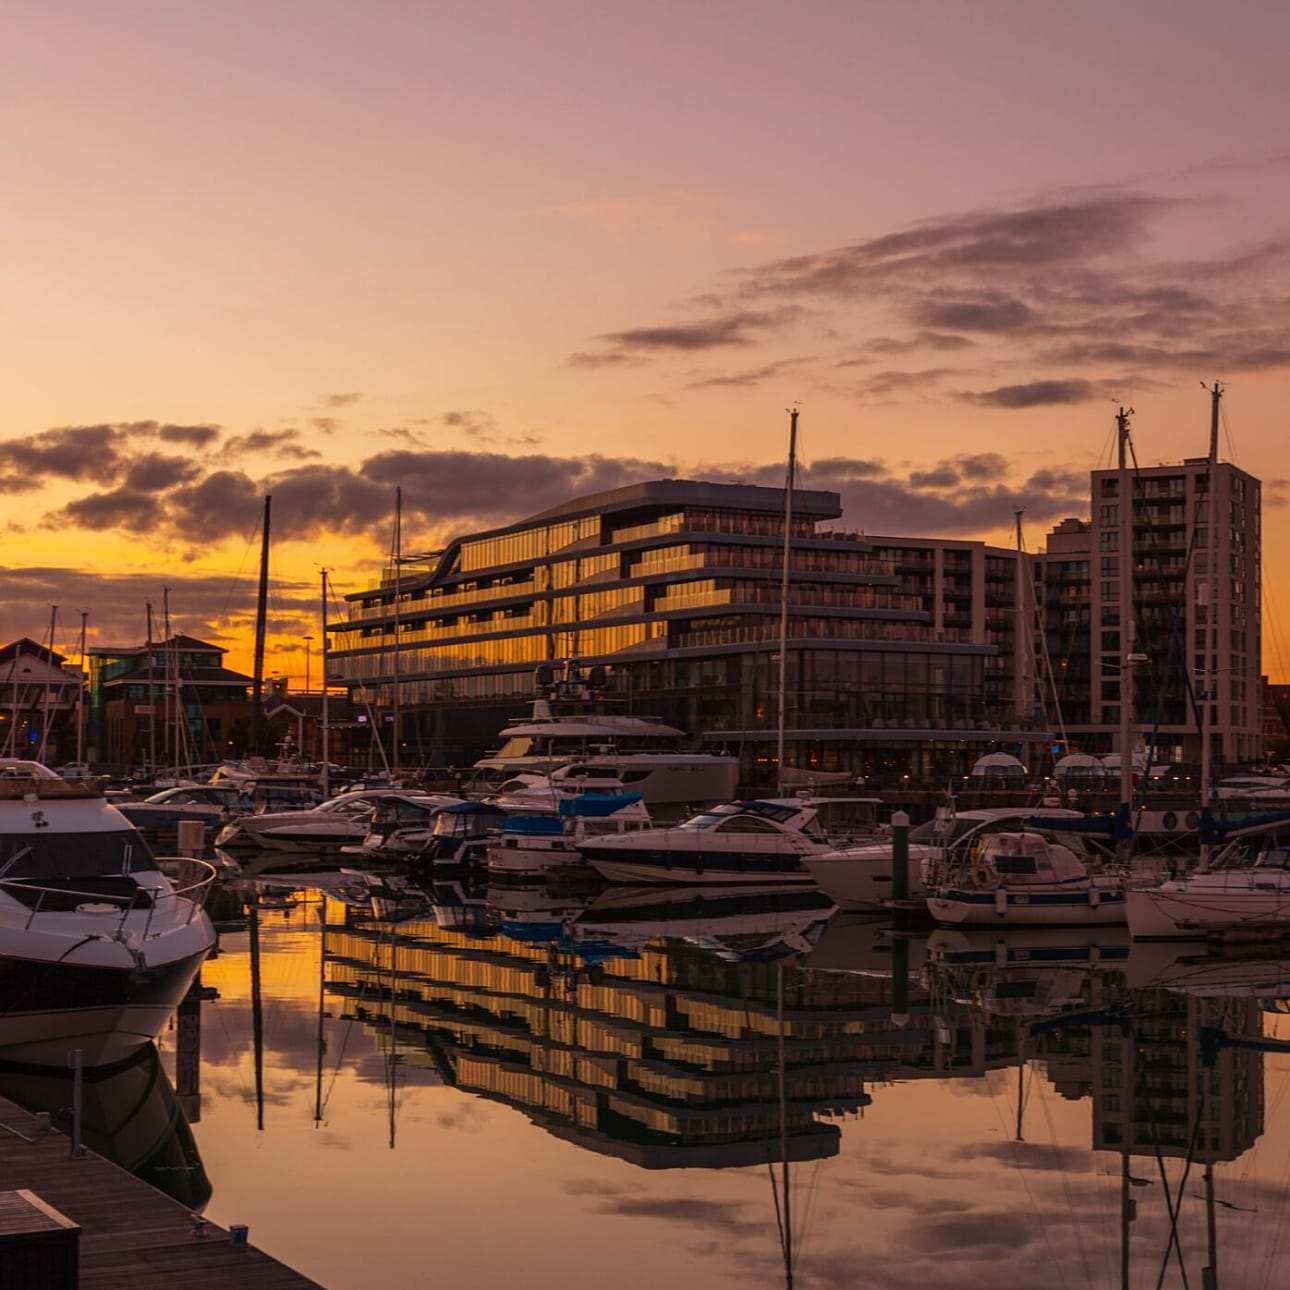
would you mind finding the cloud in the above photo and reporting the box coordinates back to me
[867,332,977,355]
[961,379,1101,408]
[600,308,793,352]
[686,358,807,389]
[912,294,1037,333]
[0,425,125,491]
[156,423,222,448]
[225,429,317,459]
[123,453,205,491]
[57,487,165,533]
[567,185,1290,398]
[320,392,362,407]
[857,367,965,398]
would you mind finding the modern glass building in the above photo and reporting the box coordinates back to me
[328,479,1038,788]
[1035,458,1263,767]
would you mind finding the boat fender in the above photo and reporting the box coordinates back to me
[993,886,1008,916]
[1089,888,1101,909]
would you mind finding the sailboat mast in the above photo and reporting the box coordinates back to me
[76,610,88,769]
[392,487,402,780]
[146,602,157,772]
[1115,407,1136,836]
[38,604,56,763]
[250,495,272,755]
[163,590,173,767]
[321,568,331,798]
[1199,383,1222,871]
[1013,510,1032,731]
[776,408,798,794]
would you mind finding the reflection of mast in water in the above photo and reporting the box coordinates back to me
[249,893,265,1132]
[314,904,327,1127]
[385,922,399,1150]
[774,958,792,1290]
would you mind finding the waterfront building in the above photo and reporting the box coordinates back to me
[327,479,1039,788]
[0,637,84,761]
[88,635,253,770]
[1035,458,1263,768]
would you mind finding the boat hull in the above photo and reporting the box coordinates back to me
[0,946,211,1064]
[927,885,1128,926]
[802,848,929,910]
[584,853,816,885]
[1126,882,1290,939]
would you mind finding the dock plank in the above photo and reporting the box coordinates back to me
[0,1095,323,1288]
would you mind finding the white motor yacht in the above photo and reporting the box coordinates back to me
[1126,844,1290,939]
[216,788,461,855]
[579,799,833,885]
[0,760,216,1065]
[471,661,739,814]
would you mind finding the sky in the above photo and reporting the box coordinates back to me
[4,1,1290,683]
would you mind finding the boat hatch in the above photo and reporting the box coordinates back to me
[994,856,1040,876]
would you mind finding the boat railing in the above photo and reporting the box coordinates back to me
[4,858,218,939]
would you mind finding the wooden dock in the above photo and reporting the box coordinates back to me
[0,1094,323,1288]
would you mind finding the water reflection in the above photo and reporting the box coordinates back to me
[159,876,1290,1289]
[0,1040,210,1209]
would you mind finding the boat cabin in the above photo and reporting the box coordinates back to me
[976,831,1086,883]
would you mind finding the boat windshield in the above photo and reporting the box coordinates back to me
[909,817,980,844]
[0,829,158,880]
[1255,847,1290,870]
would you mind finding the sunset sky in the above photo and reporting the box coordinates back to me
[4,2,1290,682]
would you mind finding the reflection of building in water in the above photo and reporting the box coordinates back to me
[1035,982,1264,1164]
[1094,992,1263,1164]
[324,906,902,1168]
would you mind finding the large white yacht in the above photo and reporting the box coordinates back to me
[579,799,836,885]
[471,661,739,815]
[0,760,216,1064]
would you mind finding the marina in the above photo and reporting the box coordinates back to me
[13,871,1289,1289]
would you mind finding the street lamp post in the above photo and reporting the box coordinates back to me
[303,635,314,694]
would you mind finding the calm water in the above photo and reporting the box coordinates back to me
[64,874,1290,1289]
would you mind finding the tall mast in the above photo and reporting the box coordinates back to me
[146,602,157,772]
[1115,407,1136,848]
[38,604,57,763]
[250,495,272,755]
[1013,510,1032,731]
[392,486,402,779]
[321,568,331,798]
[1199,382,1222,871]
[76,610,88,769]
[776,408,798,794]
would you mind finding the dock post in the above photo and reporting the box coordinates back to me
[69,1050,84,1159]
[890,810,911,903]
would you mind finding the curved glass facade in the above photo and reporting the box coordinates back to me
[328,480,1021,786]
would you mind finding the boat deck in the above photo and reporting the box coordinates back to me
[0,1094,322,1288]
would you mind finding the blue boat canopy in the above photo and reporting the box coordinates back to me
[557,792,643,819]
